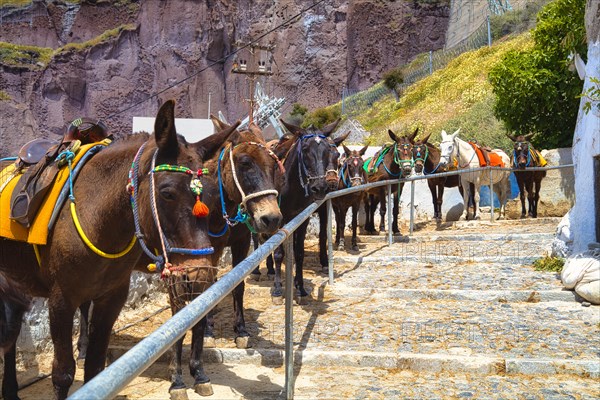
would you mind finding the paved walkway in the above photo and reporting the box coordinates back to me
[18,218,600,399]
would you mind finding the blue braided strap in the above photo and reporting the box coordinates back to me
[168,247,215,256]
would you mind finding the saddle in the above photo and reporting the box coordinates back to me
[9,118,109,228]
[468,141,491,167]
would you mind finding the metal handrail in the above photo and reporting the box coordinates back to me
[69,163,574,400]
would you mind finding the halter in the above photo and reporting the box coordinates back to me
[128,142,214,277]
[210,141,283,237]
[339,155,365,188]
[512,141,532,168]
[441,137,476,169]
[296,134,339,197]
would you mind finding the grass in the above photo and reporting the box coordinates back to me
[533,256,565,272]
[354,33,534,149]
[0,24,136,70]
[0,90,11,101]
[0,0,31,7]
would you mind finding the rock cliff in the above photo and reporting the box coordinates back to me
[0,0,449,154]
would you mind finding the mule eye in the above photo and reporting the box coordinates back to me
[159,188,177,201]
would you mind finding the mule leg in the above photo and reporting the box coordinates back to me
[271,248,284,302]
[532,176,542,218]
[461,180,470,220]
[250,233,262,280]
[48,295,77,400]
[351,201,359,251]
[428,181,439,220]
[437,184,445,221]
[318,205,329,271]
[364,195,373,233]
[294,221,310,298]
[203,311,216,348]
[76,300,92,367]
[2,341,20,400]
[392,184,403,234]
[84,284,129,383]
[525,178,535,218]
[518,177,527,218]
[473,184,481,220]
[190,317,213,396]
[333,205,342,249]
[231,231,251,348]
[378,190,387,232]
[339,206,349,251]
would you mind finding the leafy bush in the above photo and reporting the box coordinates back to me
[533,256,565,272]
[383,67,404,100]
[302,106,341,129]
[489,0,587,149]
[489,0,551,38]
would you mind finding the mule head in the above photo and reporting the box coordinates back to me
[411,140,428,176]
[507,133,532,169]
[389,129,414,177]
[222,123,283,234]
[341,145,368,187]
[438,128,460,168]
[142,100,238,275]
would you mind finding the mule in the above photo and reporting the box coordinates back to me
[332,145,368,251]
[0,274,31,400]
[438,129,511,220]
[507,134,547,218]
[0,100,237,399]
[411,132,468,221]
[267,120,349,302]
[363,128,417,234]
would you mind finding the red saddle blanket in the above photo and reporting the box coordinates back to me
[470,143,505,168]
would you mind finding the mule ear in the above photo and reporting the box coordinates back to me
[420,132,432,144]
[359,145,369,156]
[272,135,295,160]
[409,127,419,142]
[505,133,518,142]
[210,113,230,131]
[388,129,400,143]
[452,128,461,138]
[154,100,178,156]
[195,121,241,160]
[441,130,447,139]
[342,144,352,156]
[523,132,535,141]
[333,130,350,147]
[248,123,266,143]
[321,118,341,137]
[280,119,304,137]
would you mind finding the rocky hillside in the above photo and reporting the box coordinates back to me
[0,0,450,155]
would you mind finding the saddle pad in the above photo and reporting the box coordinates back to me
[531,149,547,167]
[364,144,391,174]
[0,142,106,245]
[488,152,505,168]
[470,144,488,167]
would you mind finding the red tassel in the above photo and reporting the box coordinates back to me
[193,196,209,217]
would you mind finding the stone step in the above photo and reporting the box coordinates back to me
[354,232,555,243]
[107,346,599,379]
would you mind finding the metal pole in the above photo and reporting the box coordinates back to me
[487,15,492,47]
[409,180,415,235]
[284,237,294,400]
[489,167,494,222]
[429,50,433,74]
[387,183,392,246]
[207,92,212,119]
[327,199,334,285]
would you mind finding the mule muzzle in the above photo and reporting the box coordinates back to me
[309,180,329,200]
[254,211,283,234]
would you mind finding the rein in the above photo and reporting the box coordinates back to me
[339,155,365,188]
[442,137,476,169]
[296,134,339,197]
[512,141,533,168]
[209,141,283,237]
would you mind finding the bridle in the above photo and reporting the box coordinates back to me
[128,142,214,277]
[512,141,532,168]
[412,143,429,173]
[440,137,476,169]
[339,154,366,188]
[296,134,339,197]
[210,141,284,236]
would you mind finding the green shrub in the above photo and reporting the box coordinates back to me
[533,256,565,272]
[302,106,341,129]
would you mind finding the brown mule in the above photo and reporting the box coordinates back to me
[0,100,237,399]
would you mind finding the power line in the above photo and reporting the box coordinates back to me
[107,0,327,120]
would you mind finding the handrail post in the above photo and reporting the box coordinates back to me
[387,183,392,246]
[409,180,415,235]
[326,199,334,285]
[284,237,294,400]
[489,167,494,222]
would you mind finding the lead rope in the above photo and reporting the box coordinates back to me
[148,151,171,273]
[228,145,279,210]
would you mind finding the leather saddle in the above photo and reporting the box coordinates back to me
[9,118,109,228]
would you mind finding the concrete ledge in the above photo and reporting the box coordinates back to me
[107,346,598,378]
[356,233,555,243]
[333,255,541,265]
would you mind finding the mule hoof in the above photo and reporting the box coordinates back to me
[235,336,250,349]
[295,295,307,305]
[351,245,359,251]
[170,388,189,400]
[194,382,214,397]
[203,336,216,348]
[249,273,261,282]
[272,296,284,305]
[321,265,329,274]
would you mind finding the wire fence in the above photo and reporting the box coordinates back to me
[341,16,492,118]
